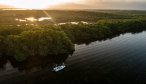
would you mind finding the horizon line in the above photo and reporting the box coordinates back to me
[1,8,146,11]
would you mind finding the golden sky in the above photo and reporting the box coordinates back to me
[0,0,81,9]
[0,0,146,10]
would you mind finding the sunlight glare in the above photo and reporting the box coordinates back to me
[38,17,52,21]
[25,17,37,22]
[0,0,75,9]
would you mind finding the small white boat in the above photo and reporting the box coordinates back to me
[53,63,66,72]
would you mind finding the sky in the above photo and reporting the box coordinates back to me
[0,0,146,10]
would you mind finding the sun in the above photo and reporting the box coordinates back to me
[0,0,75,9]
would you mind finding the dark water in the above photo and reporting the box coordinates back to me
[0,31,146,84]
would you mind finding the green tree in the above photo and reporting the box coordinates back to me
[6,29,74,61]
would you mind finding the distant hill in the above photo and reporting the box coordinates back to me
[48,2,146,10]
[49,3,94,10]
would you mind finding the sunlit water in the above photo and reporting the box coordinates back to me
[14,17,88,26]
[15,17,52,22]
[0,31,146,84]
[57,21,89,25]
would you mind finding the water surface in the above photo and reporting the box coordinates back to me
[0,31,146,84]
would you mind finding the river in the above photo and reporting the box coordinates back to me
[0,31,146,84]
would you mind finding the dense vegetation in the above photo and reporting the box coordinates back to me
[0,27,74,61]
[59,19,146,44]
[0,10,141,25]
[0,10,146,61]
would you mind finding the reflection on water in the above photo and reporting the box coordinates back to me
[64,31,146,84]
[38,17,52,21]
[0,31,146,84]
[15,17,52,22]
[57,21,89,25]
[15,19,27,22]
[25,17,37,22]
[0,54,69,73]
[16,25,21,27]
[14,20,89,27]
